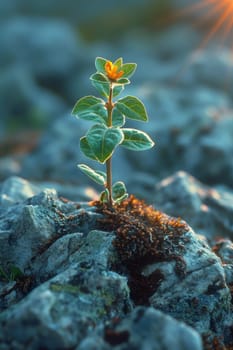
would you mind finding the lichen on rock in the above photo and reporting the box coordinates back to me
[0,176,233,349]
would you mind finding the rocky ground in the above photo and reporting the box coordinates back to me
[0,174,233,349]
[0,1,233,349]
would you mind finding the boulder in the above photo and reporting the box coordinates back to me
[0,17,84,134]
[78,307,203,350]
[154,171,233,240]
[123,83,233,189]
[0,17,81,81]
[0,238,131,349]
[0,172,232,349]
[146,228,230,335]
[0,66,66,136]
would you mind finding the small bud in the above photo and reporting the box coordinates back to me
[105,60,124,81]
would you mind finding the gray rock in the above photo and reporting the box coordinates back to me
[212,239,233,264]
[0,176,41,207]
[152,24,201,60]
[0,17,85,134]
[123,82,233,189]
[113,306,203,350]
[0,175,233,348]
[0,175,97,205]
[78,307,202,350]
[0,254,130,350]
[0,17,81,80]
[183,50,233,92]
[146,227,231,335]
[0,178,100,277]
[181,114,233,187]
[0,157,22,182]
[0,176,132,349]
[154,171,233,240]
[212,239,233,288]
[32,181,100,203]
[0,66,66,136]
[20,114,91,183]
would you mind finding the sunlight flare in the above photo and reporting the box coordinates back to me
[177,0,233,48]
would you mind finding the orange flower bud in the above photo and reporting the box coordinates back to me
[105,60,124,81]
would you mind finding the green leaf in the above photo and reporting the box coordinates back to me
[78,164,106,185]
[121,128,155,151]
[76,109,107,124]
[95,57,108,74]
[72,95,104,114]
[95,170,107,181]
[121,63,137,78]
[91,81,124,99]
[86,124,124,163]
[112,181,128,203]
[91,80,109,99]
[114,193,128,204]
[72,96,107,124]
[80,136,98,161]
[112,109,125,127]
[112,84,124,98]
[115,96,148,122]
[116,78,130,85]
[114,57,123,69]
[100,189,109,203]
[90,72,109,84]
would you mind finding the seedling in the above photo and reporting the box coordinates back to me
[72,57,154,206]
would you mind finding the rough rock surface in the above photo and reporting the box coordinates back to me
[154,171,233,240]
[78,307,203,350]
[0,176,233,349]
[147,229,230,334]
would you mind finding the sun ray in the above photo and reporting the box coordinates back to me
[170,0,233,83]
[198,1,233,49]
[221,1,233,43]
[173,0,233,48]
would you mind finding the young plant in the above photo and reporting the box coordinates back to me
[72,57,154,206]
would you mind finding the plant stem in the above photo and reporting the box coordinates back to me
[106,156,112,206]
[106,83,114,206]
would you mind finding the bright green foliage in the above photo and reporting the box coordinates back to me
[80,136,98,161]
[112,181,128,203]
[95,57,109,74]
[78,164,106,185]
[115,96,148,122]
[72,96,107,124]
[86,124,124,163]
[121,128,154,151]
[72,56,155,206]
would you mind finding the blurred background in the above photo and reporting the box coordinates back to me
[0,0,232,201]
